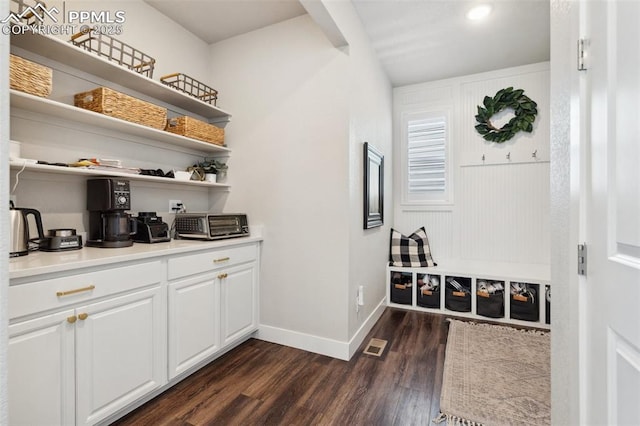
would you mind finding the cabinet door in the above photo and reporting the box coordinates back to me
[167,274,220,379]
[75,286,165,426]
[8,310,75,426]
[220,262,258,346]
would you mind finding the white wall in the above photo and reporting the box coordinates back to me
[319,1,393,347]
[209,7,392,356]
[209,15,352,343]
[550,0,580,423]
[393,63,550,265]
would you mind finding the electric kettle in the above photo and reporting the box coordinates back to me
[9,201,45,257]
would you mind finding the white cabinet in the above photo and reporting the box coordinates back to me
[75,287,165,426]
[9,240,261,425]
[167,243,259,379]
[8,310,75,426]
[8,261,166,426]
[221,263,258,346]
[168,275,220,379]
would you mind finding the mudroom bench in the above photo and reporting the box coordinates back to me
[386,260,551,329]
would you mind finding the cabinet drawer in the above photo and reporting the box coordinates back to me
[168,244,257,280]
[9,261,163,320]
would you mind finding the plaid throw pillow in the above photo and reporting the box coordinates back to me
[389,227,436,267]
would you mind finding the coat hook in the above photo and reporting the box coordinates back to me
[532,149,537,158]
[482,154,485,162]
[506,152,511,160]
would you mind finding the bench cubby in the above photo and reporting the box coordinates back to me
[386,260,551,329]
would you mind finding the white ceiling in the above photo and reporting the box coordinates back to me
[351,0,550,86]
[144,0,307,44]
[144,0,550,88]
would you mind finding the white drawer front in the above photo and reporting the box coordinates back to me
[9,261,163,320]
[168,244,257,280]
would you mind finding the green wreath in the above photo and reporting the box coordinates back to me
[474,87,538,143]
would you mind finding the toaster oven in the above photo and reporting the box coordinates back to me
[174,213,249,240]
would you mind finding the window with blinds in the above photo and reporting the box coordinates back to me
[401,110,451,204]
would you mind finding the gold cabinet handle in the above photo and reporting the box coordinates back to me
[56,285,95,297]
[218,273,228,279]
[213,257,230,263]
[67,315,77,324]
[78,313,89,321]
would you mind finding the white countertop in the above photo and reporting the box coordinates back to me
[9,236,263,281]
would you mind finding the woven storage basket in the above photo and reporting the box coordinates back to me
[74,87,167,130]
[165,116,224,145]
[71,30,156,78]
[9,54,52,98]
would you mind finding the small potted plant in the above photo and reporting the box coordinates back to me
[200,161,217,182]
[196,158,228,183]
[213,159,228,182]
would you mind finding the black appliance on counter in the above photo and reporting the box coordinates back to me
[86,178,137,248]
[133,212,170,243]
[39,228,83,252]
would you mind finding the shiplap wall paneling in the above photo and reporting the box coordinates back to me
[393,63,550,264]
[394,210,454,261]
[457,162,550,264]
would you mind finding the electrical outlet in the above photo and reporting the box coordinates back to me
[358,285,365,306]
[169,199,182,211]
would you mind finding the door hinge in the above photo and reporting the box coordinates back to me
[578,243,587,275]
[577,39,588,71]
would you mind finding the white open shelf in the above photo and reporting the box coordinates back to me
[10,90,231,155]
[10,161,230,189]
[11,30,231,120]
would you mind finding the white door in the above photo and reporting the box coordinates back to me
[75,287,165,426]
[168,274,220,379]
[581,0,640,424]
[220,263,258,346]
[8,311,75,426]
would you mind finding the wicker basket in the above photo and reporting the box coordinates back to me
[160,73,218,105]
[9,54,52,98]
[165,116,224,145]
[71,30,155,78]
[74,87,167,130]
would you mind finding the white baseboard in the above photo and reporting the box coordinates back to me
[348,298,387,359]
[256,297,387,361]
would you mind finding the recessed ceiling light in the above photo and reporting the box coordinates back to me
[466,4,492,20]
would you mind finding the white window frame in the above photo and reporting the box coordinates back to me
[400,108,453,206]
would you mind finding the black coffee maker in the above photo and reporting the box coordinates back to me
[86,178,137,248]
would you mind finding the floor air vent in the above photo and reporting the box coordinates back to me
[363,338,388,357]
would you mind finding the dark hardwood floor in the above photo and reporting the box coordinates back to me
[112,308,449,426]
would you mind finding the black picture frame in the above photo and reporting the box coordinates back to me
[364,142,384,229]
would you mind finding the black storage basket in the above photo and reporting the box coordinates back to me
[445,277,471,312]
[390,272,412,305]
[510,285,540,322]
[417,288,440,308]
[476,292,505,318]
[391,283,412,305]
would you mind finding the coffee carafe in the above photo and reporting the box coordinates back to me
[86,178,137,248]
